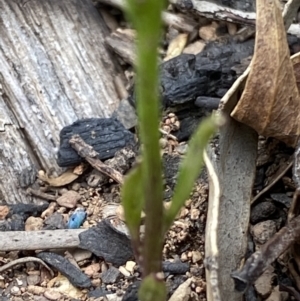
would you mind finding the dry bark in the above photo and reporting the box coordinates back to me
[0,0,120,204]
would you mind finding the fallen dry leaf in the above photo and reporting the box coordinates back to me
[231,0,300,146]
[38,168,81,187]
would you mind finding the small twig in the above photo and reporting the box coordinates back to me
[69,134,124,184]
[159,128,178,141]
[0,257,54,277]
[203,150,221,301]
[279,283,300,301]
[251,158,293,206]
[231,214,300,291]
[26,187,57,201]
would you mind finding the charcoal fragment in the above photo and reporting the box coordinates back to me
[79,220,133,266]
[44,212,66,229]
[9,203,48,219]
[37,252,92,288]
[162,260,190,274]
[101,266,121,284]
[250,202,277,224]
[270,193,292,208]
[88,287,112,299]
[57,118,136,167]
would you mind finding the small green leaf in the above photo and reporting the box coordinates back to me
[164,115,220,231]
[121,164,144,241]
[138,274,167,301]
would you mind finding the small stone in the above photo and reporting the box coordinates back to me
[71,183,81,191]
[181,253,188,262]
[191,251,202,263]
[44,212,65,229]
[101,266,121,284]
[72,249,92,263]
[251,220,277,245]
[125,261,136,274]
[190,208,200,220]
[56,190,81,208]
[175,143,188,155]
[44,290,62,300]
[27,275,41,286]
[0,206,9,220]
[119,266,130,277]
[11,286,20,295]
[25,217,44,231]
[84,263,101,277]
[199,22,218,41]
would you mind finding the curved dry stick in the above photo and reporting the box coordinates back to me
[0,257,54,277]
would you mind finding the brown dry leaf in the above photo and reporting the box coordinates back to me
[231,0,300,146]
[164,33,188,61]
[38,168,81,187]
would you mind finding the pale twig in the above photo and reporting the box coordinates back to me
[203,150,221,301]
[69,135,124,184]
[0,257,54,277]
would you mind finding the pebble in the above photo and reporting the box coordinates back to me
[72,249,92,263]
[10,286,20,295]
[125,261,136,274]
[44,212,65,229]
[71,183,81,191]
[101,266,121,284]
[119,266,131,277]
[44,290,62,301]
[0,206,9,220]
[199,22,219,41]
[84,263,101,277]
[191,251,202,263]
[190,208,200,220]
[251,220,277,245]
[56,190,81,208]
[25,217,44,231]
[27,275,41,286]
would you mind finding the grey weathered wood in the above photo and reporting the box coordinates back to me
[0,229,85,251]
[205,68,258,301]
[0,0,120,204]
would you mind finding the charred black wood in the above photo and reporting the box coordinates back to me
[129,36,300,110]
[57,118,136,167]
[37,252,92,288]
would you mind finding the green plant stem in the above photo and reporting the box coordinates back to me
[125,0,166,276]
